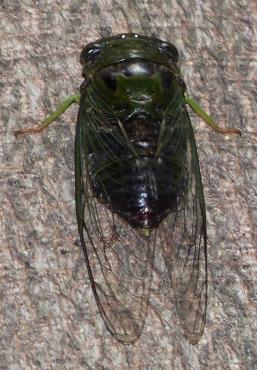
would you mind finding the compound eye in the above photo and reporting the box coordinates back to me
[158,42,178,63]
[80,44,102,65]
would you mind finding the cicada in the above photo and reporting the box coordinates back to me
[15,33,241,344]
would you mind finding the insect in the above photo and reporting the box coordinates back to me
[15,33,241,344]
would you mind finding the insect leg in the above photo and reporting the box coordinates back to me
[185,96,241,136]
[15,94,80,137]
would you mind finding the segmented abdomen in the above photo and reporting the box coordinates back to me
[89,121,186,229]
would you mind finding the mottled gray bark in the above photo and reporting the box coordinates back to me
[1,1,256,369]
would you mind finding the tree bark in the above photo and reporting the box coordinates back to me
[1,1,256,369]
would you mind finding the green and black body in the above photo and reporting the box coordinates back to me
[15,33,241,345]
[78,35,187,229]
[75,34,207,344]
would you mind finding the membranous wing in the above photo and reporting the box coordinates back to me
[159,98,207,344]
[75,101,156,344]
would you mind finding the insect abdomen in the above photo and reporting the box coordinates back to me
[89,123,184,229]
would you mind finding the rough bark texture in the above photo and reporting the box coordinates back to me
[1,1,256,369]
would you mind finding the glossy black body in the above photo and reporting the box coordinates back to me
[75,34,207,344]
[82,56,187,228]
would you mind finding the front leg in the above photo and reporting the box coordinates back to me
[185,96,241,136]
[15,94,80,137]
